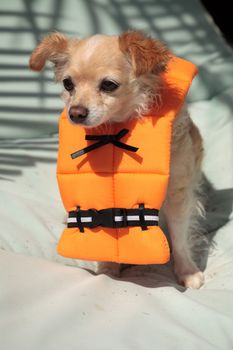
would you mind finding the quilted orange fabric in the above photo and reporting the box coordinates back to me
[57,56,197,264]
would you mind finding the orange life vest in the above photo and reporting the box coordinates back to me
[56,56,197,264]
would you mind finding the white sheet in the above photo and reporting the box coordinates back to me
[1,242,233,350]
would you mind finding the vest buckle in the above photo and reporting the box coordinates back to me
[67,206,159,231]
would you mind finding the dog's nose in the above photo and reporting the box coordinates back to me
[69,105,89,123]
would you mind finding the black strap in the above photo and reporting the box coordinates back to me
[71,128,139,159]
[76,206,84,233]
[139,203,148,231]
[67,206,159,232]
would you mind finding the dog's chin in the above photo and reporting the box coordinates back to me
[81,117,106,128]
[67,116,105,128]
[67,111,133,129]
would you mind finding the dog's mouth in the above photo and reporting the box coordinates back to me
[68,115,104,128]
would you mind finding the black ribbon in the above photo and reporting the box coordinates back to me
[70,128,139,159]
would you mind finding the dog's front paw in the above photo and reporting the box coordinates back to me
[97,262,121,277]
[177,270,204,289]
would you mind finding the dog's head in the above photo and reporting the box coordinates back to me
[30,31,171,127]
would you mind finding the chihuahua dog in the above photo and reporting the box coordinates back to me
[30,31,205,289]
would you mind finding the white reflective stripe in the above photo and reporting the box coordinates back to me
[67,217,77,223]
[114,215,138,222]
[145,215,159,221]
[67,217,92,224]
[68,215,158,224]
[81,217,92,223]
[114,215,159,222]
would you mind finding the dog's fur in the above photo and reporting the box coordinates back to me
[30,31,205,289]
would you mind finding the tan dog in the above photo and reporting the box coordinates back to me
[30,31,205,289]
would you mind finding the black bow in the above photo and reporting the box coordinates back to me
[71,128,139,159]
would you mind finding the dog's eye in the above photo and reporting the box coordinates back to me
[100,80,119,93]
[63,78,74,92]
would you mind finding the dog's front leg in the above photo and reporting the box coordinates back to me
[163,186,205,289]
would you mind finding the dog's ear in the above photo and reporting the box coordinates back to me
[29,32,70,72]
[119,31,171,77]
